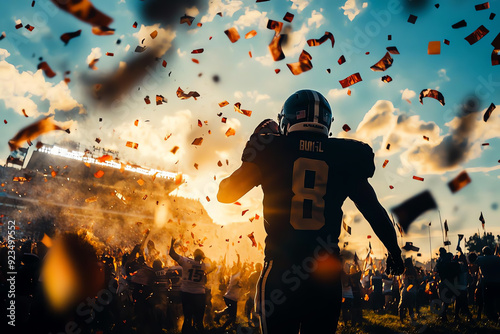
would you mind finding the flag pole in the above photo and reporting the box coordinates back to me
[438,210,447,250]
[428,222,433,271]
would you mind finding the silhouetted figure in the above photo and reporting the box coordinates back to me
[218,90,404,333]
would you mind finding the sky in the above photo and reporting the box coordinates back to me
[0,0,499,262]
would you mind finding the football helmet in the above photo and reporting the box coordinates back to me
[278,89,333,135]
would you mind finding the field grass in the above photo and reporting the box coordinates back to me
[338,307,500,334]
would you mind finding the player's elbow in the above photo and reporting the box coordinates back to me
[217,180,234,203]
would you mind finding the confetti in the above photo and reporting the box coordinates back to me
[219,101,229,107]
[234,102,252,116]
[191,48,204,54]
[382,75,392,83]
[224,27,240,43]
[38,61,56,78]
[269,34,285,61]
[444,39,450,45]
[307,31,334,48]
[391,190,437,233]
[8,117,66,151]
[94,170,104,178]
[144,96,151,104]
[342,124,351,132]
[370,52,393,71]
[225,128,236,137]
[60,30,81,45]
[452,20,467,29]
[465,25,489,45]
[383,160,389,168]
[106,52,114,56]
[283,12,294,22]
[386,46,400,54]
[339,73,362,88]
[423,136,429,141]
[337,55,346,65]
[287,50,313,75]
[222,117,227,123]
[150,30,158,39]
[419,89,445,106]
[428,41,441,54]
[175,173,182,185]
[483,103,496,122]
[180,15,195,26]
[492,49,500,66]
[88,58,99,70]
[475,2,490,10]
[192,137,203,145]
[242,209,249,216]
[408,14,417,24]
[171,146,179,154]
[156,95,166,105]
[96,154,112,162]
[162,60,167,67]
[448,170,471,193]
[245,30,257,39]
[248,232,257,247]
[176,87,200,100]
[50,0,114,35]
[413,176,424,181]
[126,141,139,149]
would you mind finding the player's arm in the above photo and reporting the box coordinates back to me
[218,119,278,203]
[169,237,180,262]
[217,162,262,203]
[348,178,403,273]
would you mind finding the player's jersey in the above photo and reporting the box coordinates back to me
[177,256,210,294]
[242,131,375,262]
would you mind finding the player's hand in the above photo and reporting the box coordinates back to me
[386,253,404,276]
[253,119,279,135]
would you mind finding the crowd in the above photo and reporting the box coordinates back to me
[1,233,500,333]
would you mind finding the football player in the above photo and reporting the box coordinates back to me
[169,238,211,334]
[217,89,404,333]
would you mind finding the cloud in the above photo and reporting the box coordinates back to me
[200,0,244,23]
[86,47,102,64]
[438,68,450,82]
[400,88,416,101]
[246,91,271,103]
[185,6,200,17]
[289,0,310,13]
[342,99,500,175]
[233,8,268,29]
[328,88,349,99]
[341,0,365,21]
[307,9,325,28]
[0,50,84,117]
[133,24,176,57]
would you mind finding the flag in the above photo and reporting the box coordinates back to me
[457,234,464,251]
[444,220,449,238]
[391,190,437,233]
[479,212,485,229]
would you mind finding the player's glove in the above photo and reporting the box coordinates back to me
[252,119,279,135]
[386,252,404,276]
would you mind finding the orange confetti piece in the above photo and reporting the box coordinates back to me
[176,87,200,100]
[413,176,424,181]
[342,124,351,132]
[192,58,199,64]
[126,141,139,149]
[286,50,313,75]
[339,73,362,88]
[37,61,57,78]
[191,48,204,54]
[249,51,252,58]
[245,30,257,39]
[382,160,389,168]
[206,196,210,202]
[192,137,203,145]
[347,89,352,96]
[175,173,182,185]
[51,170,57,178]
[96,154,112,163]
[219,101,229,107]
[134,120,139,126]
[144,96,151,104]
[224,27,240,43]
[198,119,203,127]
[171,146,179,154]
[234,102,252,116]
[194,163,199,170]
[217,161,223,167]
[137,179,145,186]
[242,209,249,216]
[428,41,441,55]
[150,30,158,39]
[85,196,98,203]
[106,52,114,56]
[225,128,236,137]
[94,170,104,178]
